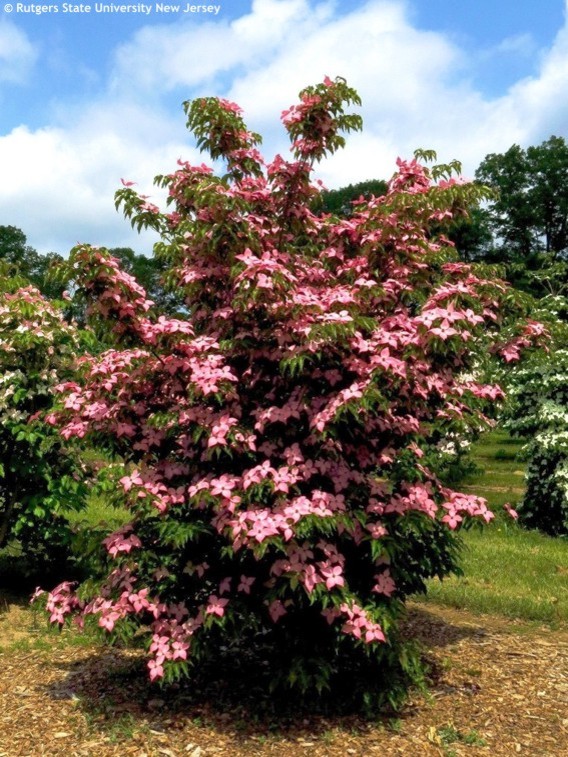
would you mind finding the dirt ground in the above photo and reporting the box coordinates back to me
[0,597,566,757]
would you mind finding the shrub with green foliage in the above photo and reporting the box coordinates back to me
[42,78,540,711]
[505,302,568,535]
[0,273,87,570]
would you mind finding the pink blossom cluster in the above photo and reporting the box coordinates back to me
[40,582,83,625]
[270,541,346,593]
[102,525,143,558]
[323,602,386,644]
[147,612,199,681]
[439,490,494,530]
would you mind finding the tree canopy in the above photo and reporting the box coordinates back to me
[316,178,388,217]
[0,225,65,300]
[475,136,568,260]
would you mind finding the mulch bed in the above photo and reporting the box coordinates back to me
[0,599,566,756]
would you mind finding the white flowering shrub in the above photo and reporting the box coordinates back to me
[0,276,87,568]
[505,336,568,535]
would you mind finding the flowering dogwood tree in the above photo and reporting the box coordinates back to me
[0,271,86,569]
[504,297,567,535]
[43,78,540,708]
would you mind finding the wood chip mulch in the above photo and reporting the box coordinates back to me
[0,599,566,757]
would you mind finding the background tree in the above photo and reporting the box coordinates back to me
[447,207,494,262]
[475,136,568,260]
[503,301,568,536]
[0,268,87,574]
[315,178,388,217]
[0,225,65,300]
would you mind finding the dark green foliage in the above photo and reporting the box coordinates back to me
[315,178,388,217]
[0,225,65,300]
[0,275,88,567]
[448,206,494,262]
[475,136,568,260]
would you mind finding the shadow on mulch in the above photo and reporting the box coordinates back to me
[43,606,483,740]
[402,605,487,648]
[0,590,28,611]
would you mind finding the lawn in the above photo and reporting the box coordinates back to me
[421,429,568,625]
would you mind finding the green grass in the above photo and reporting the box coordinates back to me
[433,724,488,756]
[450,429,526,512]
[422,430,568,624]
[424,522,568,623]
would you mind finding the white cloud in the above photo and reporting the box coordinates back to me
[0,20,36,84]
[2,0,568,255]
[0,100,198,254]
[498,14,568,140]
[219,0,568,183]
[110,0,327,96]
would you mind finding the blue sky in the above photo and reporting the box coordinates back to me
[1,0,567,255]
